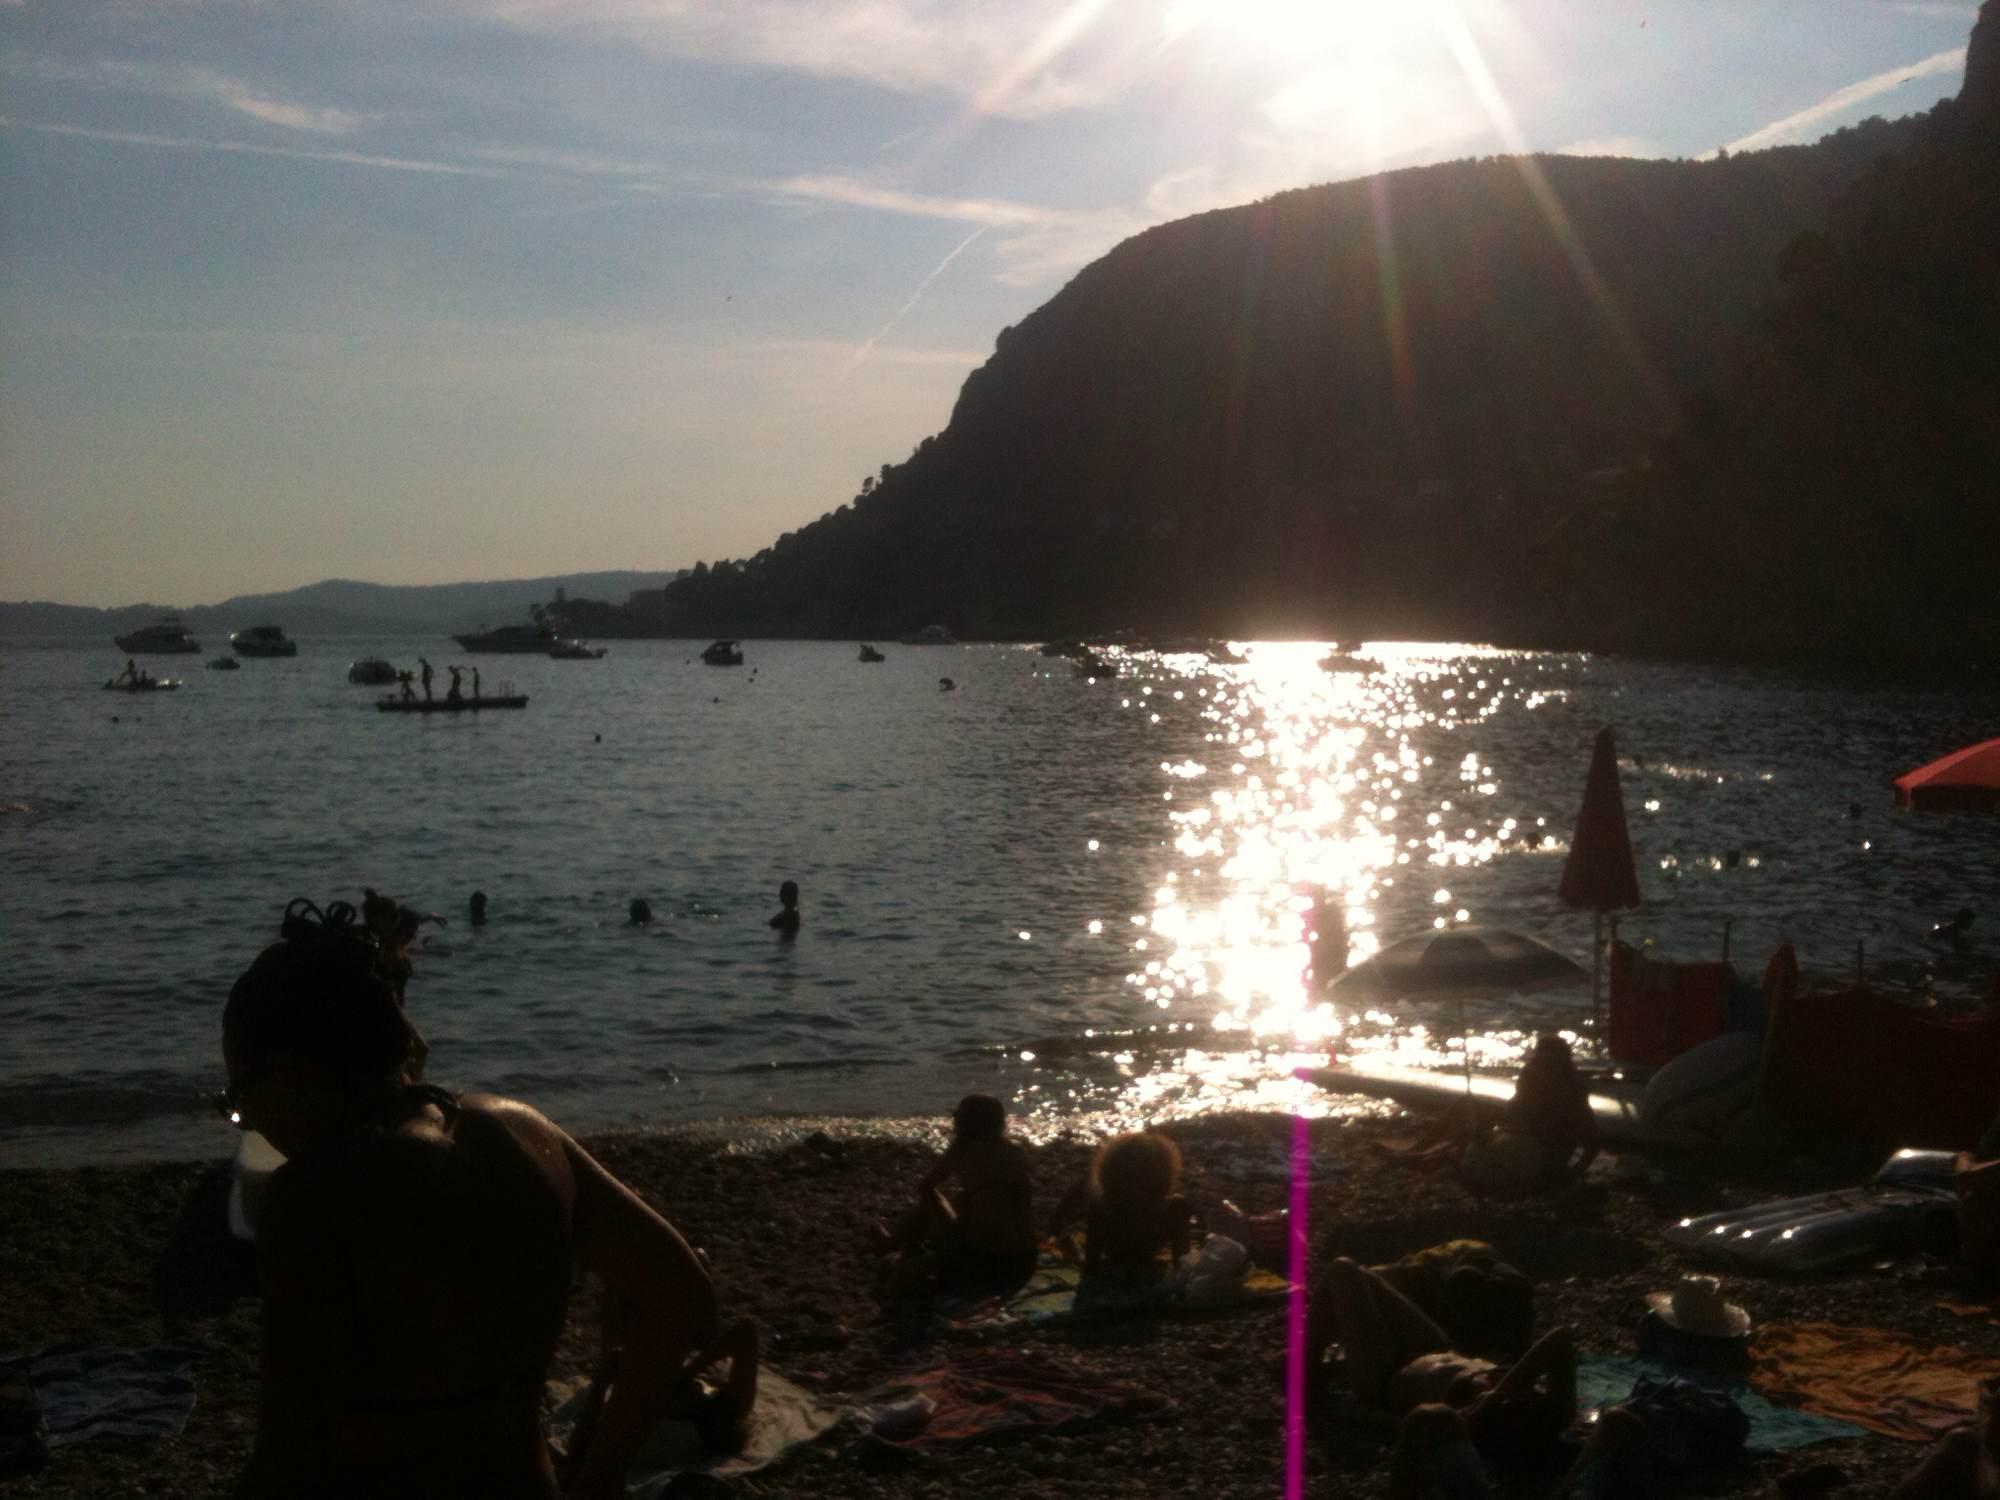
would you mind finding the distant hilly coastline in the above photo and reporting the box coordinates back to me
[0,571,683,639]
[595,1,1998,671]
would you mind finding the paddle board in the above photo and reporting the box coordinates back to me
[1302,1063,1654,1146]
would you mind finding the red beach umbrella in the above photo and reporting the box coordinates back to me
[1894,736,2000,812]
[1558,726,1641,1023]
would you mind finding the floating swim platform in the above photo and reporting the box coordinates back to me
[375,695,528,713]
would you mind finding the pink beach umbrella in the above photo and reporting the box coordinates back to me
[1558,726,1641,1025]
[1894,736,2000,812]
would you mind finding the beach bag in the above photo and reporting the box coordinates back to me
[1623,1375,1749,1470]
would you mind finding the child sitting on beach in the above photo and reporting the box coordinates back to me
[1503,1033,1600,1186]
[1052,1130,1194,1276]
[879,1094,1037,1298]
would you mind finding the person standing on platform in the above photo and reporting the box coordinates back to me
[419,657,435,703]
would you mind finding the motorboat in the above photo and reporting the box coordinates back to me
[376,694,528,713]
[113,615,201,654]
[207,657,241,671]
[858,644,886,662]
[453,616,559,653]
[103,674,181,692]
[701,640,745,666]
[230,624,298,658]
[348,657,399,686]
[549,639,607,660]
[898,624,957,645]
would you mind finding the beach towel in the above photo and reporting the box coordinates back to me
[945,1242,1289,1331]
[859,1350,1170,1452]
[545,1368,844,1493]
[1577,1355,1865,1453]
[1749,1321,2000,1442]
[0,1346,197,1447]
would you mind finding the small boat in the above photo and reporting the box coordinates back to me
[348,657,399,685]
[103,676,182,692]
[1319,652,1378,675]
[453,615,559,653]
[898,624,957,646]
[230,624,298,658]
[701,640,744,666]
[858,644,885,662]
[113,615,201,654]
[376,695,528,713]
[1072,650,1116,678]
[207,657,241,671]
[548,640,607,660]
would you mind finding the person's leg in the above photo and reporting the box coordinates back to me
[1314,1257,1452,1402]
[1465,1325,1575,1453]
[1390,1403,1489,1500]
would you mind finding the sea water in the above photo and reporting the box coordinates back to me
[2,638,1994,1166]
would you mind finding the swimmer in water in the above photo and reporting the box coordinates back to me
[469,891,488,927]
[1931,908,1975,949]
[630,898,653,926]
[768,881,800,937]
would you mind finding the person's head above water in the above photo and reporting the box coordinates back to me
[630,897,653,925]
[951,1092,1007,1143]
[778,880,799,909]
[222,899,422,1156]
[468,890,488,925]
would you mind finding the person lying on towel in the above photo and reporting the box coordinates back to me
[223,897,724,1500]
[1308,1257,1576,1464]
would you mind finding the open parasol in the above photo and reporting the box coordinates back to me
[1329,926,1588,1097]
[1894,736,2000,812]
[1558,726,1641,1025]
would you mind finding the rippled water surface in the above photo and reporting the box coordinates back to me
[2,637,1995,1165]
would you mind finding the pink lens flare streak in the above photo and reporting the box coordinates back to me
[1285,1108,1310,1500]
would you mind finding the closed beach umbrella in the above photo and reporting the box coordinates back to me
[1329,926,1588,1001]
[1558,726,1640,1024]
[1894,736,2000,812]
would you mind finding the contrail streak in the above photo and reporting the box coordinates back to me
[846,226,988,374]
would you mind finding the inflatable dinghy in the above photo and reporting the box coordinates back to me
[1664,1149,1959,1273]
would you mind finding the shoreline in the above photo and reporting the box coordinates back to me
[6,1107,1994,1497]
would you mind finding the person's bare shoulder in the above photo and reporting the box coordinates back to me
[455,1093,579,1200]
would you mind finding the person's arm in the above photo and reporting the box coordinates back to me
[480,1103,715,1500]
[916,1139,962,1198]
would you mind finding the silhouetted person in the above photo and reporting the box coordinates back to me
[1932,908,1976,949]
[1310,889,1348,988]
[1848,801,1864,820]
[629,898,653,925]
[447,665,465,703]
[472,666,481,700]
[119,658,139,686]
[769,880,800,936]
[399,669,415,702]
[1053,1131,1192,1275]
[939,677,956,692]
[1506,1033,1599,1185]
[469,890,488,927]
[878,1094,1036,1298]
[419,657,434,703]
[221,899,724,1499]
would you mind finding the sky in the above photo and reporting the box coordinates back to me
[0,0,1977,606]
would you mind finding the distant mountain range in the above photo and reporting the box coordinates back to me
[0,571,683,639]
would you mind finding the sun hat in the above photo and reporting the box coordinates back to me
[1645,1275,1752,1339]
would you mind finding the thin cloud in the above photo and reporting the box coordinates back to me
[462,0,1139,119]
[738,338,986,368]
[0,117,505,176]
[766,174,1053,228]
[1723,46,1965,152]
[3,55,367,134]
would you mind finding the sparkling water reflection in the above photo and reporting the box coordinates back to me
[0,637,1994,1163]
